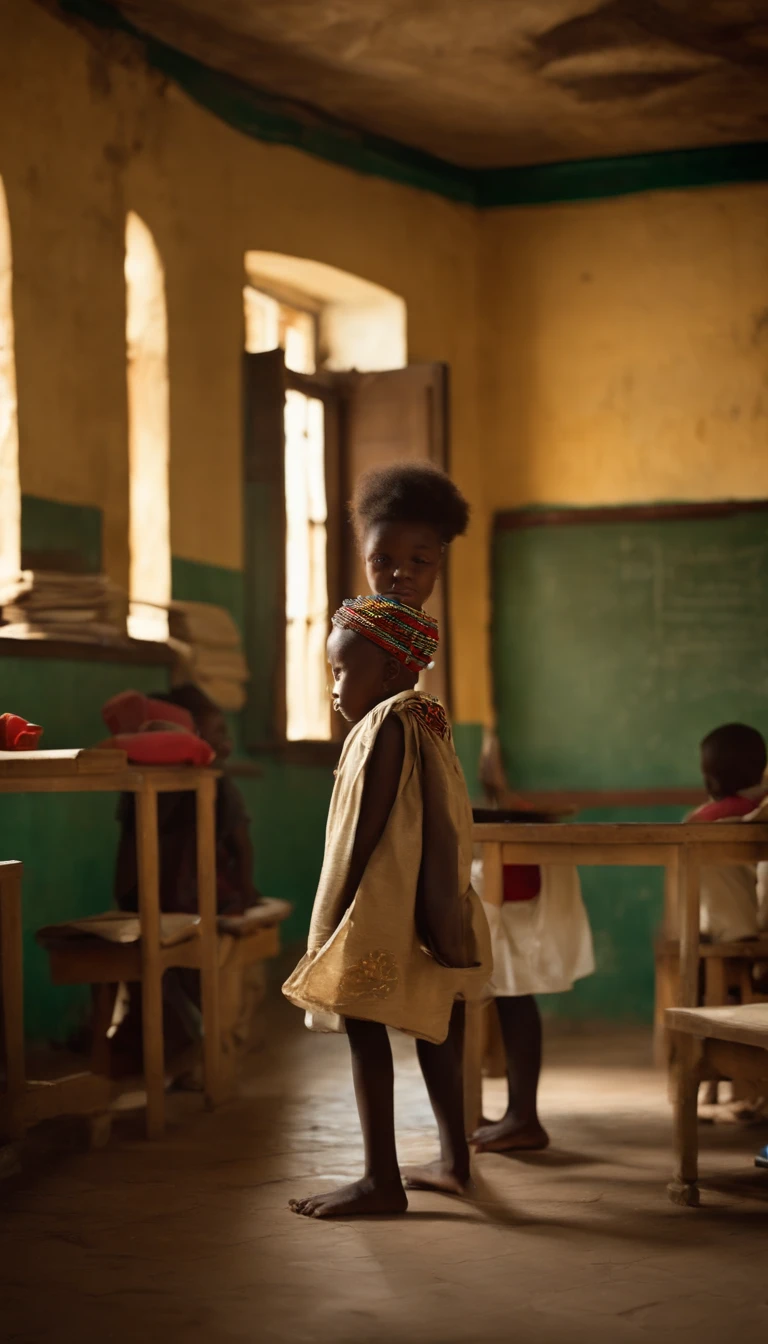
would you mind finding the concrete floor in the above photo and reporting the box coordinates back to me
[2,991,768,1344]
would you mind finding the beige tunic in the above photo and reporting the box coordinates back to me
[283,691,491,1045]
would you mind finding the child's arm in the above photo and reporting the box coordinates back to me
[338,714,405,914]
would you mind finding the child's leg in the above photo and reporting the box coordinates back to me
[472,994,549,1152]
[401,1001,472,1195]
[289,1016,407,1218]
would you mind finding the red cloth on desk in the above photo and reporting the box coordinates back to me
[0,713,43,750]
[101,730,214,767]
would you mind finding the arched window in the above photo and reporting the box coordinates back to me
[0,177,20,582]
[125,211,170,641]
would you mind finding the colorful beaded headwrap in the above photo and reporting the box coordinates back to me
[332,595,439,672]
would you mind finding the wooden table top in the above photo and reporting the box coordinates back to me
[472,821,768,846]
[0,749,220,793]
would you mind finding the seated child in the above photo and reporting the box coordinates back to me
[110,683,263,1072]
[349,461,594,1153]
[687,723,768,943]
[284,596,491,1218]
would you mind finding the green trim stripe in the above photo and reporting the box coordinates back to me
[61,0,768,208]
[477,142,768,208]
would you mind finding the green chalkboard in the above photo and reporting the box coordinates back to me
[493,506,768,791]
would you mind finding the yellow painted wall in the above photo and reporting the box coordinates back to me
[480,186,768,508]
[4,2,768,732]
[0,0,488,724]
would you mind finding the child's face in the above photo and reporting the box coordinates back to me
[327,626,402,724]
[363,521,443,611]
[198,708,232,761]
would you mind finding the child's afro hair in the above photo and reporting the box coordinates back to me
[701,722,767,795]
[351,462,469,545]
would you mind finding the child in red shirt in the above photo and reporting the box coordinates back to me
[687,722,768,943]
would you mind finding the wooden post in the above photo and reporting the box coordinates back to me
[136,780,165,1139]
[462,841,502,1133]
[196,772,221,1111]
[0,861,25,1141]
[662,848,679,938]
[667,1032,701,1207]
[677,844,701,1009]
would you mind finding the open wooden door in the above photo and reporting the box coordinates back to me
[342,363,451,708]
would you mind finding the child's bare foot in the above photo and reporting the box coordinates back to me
[471,1115,549,1153]
[402,1159,472,1196]
[289,1176,407,1219]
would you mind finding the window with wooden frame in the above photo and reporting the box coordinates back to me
[243,293,450,760]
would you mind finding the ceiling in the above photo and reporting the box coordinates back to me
[100,1,768,168]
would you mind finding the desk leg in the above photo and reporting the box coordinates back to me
[668,1033,701,1207]
[662,850,679,939]
[655,852,680,1068]
[137,782,165,1139]
[0,863,25,1141]
[197,774,221,1111]
[677,846,700,1010]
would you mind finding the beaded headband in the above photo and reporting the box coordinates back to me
[332,595,439,672]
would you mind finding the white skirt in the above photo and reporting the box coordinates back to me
[472,860,595,997]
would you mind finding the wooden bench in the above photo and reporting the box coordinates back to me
[666,1003,768,1206]
[37,902,290,1099]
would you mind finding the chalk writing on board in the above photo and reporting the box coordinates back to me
[614,535,768,697]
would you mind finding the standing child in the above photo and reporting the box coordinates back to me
[352,462,595,1153]
[470,854,594,1151]
[350,461,469,613]
[284,597,490,1217]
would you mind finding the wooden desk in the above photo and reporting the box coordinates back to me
[0,749,220,1139]
[465,822,768,1129]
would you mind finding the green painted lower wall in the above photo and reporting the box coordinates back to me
[171,556,245,631]
[453,722,483,804]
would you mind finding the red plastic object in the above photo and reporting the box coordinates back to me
[102,731,214,766]
[0,713,44,751]
[102,690,194,735]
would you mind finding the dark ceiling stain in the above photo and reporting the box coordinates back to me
[556,67,704,104]
[529,0,768,101]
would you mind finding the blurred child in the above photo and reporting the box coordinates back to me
[110,684,263,1074]
[687,722,768,943]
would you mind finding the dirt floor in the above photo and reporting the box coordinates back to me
[2,989,768,1344]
